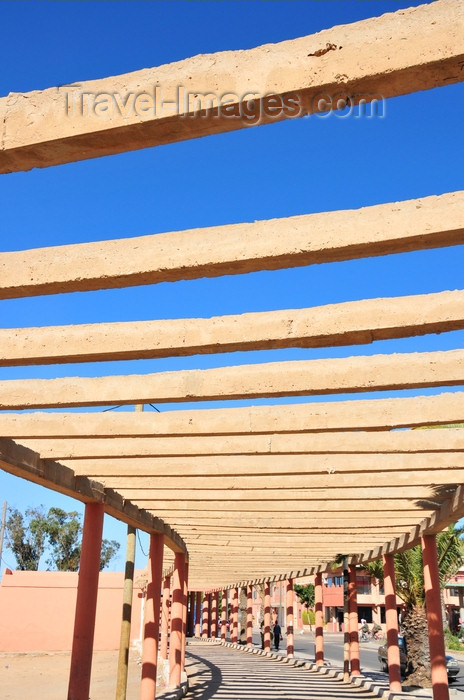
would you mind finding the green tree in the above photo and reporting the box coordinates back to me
[294,583,315,610]
[6,506,48,570]
[363,525,464,688]
[6,505,120,572]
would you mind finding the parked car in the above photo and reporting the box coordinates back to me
[378,635,459,680]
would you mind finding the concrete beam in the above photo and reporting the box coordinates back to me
[1,392,462,436]
[1,349,463,408]
[93,470,464,491]
[1,192,463,299]
[21,426,464,459]
[1,0,462,173]
[2,289,464,365]
[66,452,464,478]
[0,438,187,554]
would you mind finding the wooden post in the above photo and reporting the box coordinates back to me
[343,558,350,683]
[67,502,104,700]
[115,525,136,700]
[231,587,239,643]
[202,593,209,638]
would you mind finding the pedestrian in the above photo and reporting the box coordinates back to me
[274,621,282,650]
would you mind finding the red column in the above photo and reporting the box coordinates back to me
[181,562,188,671]
[286,579,295,657]
[140,533,164,700]
[348,565,360,676]
[264,582,271,651]
[188,591,195,637]
[195,591,201,638]
[231,587,239,643]
[221,590,227,640]
[422,535,449,700]
[211,591,218,639]
[246,585,253,647]
[202,593,209,638]
[382,554,402,693]
[169,552,186,688]
[315,572,324,666]
[160,575,171,661]
[67,502,104,700]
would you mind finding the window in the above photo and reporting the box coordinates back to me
[356,576,371,595]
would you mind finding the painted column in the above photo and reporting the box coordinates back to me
[264,582,271,651]
[221,590,227,641]
[286,579,295,657]
[348,565,361,676]
[188,591,195,637]
[315,572,325,665]
[202,593,210,638]
[195,591,201,638]
[140,533,164,700]
[169,552,186,688]
[422,535,449,700]
[382,554,402,693]
[246,585,253,648]
[231,587,239,643]
[67,502,104,700]
[160,575,171,661]
[181,562,188,672]
[211,591,218,639]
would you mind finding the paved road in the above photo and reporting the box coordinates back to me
[180,642,385,700]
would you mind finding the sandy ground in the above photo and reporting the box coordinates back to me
[0,648,150,700]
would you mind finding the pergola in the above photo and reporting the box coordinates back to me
[1,1,463,699]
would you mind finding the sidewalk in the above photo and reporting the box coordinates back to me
[157,636,464,700]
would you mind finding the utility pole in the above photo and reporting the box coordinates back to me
[0,501,8,582]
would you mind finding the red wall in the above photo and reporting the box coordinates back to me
[0,569,145,652]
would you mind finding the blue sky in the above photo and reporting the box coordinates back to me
[0,0,463,572]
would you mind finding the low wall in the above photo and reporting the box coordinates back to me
[0,569,144,652]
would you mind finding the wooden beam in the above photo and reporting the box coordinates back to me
[2,392,462,437]
[1,192,463,300]
[0,438,187,554]
[1,349,464,409]
[22,427,464,459]
[2,289,464,365]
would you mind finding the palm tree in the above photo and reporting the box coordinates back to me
[363,524,464,687]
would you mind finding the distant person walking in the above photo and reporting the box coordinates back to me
[274,621,282,650]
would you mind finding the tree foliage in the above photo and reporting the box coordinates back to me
[294,583,315,609]
[6,505,120,572]
[362,524,464,688]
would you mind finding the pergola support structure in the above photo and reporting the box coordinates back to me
[169,552,187,688]
[422,535,449,700]
[67,502,104,700]
[140,534,164,700]
[382,554,402,693]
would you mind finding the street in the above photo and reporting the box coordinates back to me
[247,629,464,694]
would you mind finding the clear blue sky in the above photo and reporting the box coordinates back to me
[0,0,463,572]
